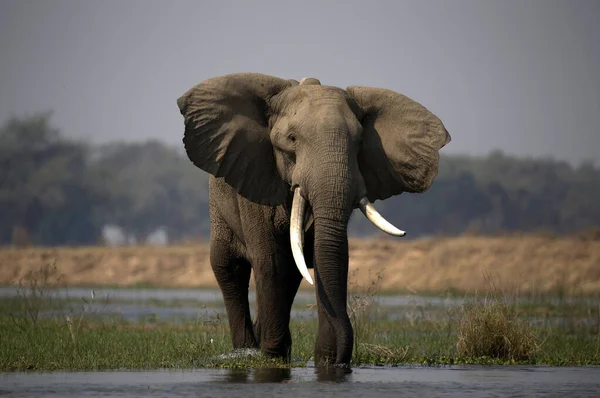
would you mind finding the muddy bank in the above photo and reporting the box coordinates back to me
[1,236,599,295]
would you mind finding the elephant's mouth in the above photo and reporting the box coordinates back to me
[289,187,406,286]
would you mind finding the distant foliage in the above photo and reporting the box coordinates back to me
[349,151,600,237]
[0,114,104,245]
[0,114,599,246]
[89,141,210,243]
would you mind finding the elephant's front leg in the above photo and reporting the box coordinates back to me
[251,249,302,359]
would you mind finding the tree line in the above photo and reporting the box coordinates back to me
[1,113,598,246]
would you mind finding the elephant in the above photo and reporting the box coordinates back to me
[177,73,450,367]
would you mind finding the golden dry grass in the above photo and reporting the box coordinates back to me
[1,235,599,295]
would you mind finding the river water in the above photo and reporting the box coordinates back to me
[1,366,599,397]
[1,286,597,327]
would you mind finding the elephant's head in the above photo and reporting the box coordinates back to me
[177,73,450,364]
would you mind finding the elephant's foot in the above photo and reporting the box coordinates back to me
[252,317,293,361]
[314,349,338,368]
[315,355,353,369]
[260,341,292,361]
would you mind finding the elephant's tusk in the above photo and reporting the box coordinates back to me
[358,197,407,237]
[291,188,314,285]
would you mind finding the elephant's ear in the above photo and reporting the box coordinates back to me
[177,73,294,206]
[347,86,451,202]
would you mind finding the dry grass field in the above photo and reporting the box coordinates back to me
[1,235,599,295]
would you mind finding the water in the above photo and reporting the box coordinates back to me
[1,286,596,327]
[0,286,464,322]
[0,286,465,307]
[1,366,598,397]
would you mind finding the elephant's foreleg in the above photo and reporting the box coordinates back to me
[252,252,302,360]
[210,240,258,349]
[252,263,302,355]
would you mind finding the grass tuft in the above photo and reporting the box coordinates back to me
[8,260,62,330]
[456,289,540,361]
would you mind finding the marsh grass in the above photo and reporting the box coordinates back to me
[455,271,541,361]
[8,260,62,330]
[456,296,540,361]
[64,288,112,348]
[1,263,599,370]
[347,268,387,364]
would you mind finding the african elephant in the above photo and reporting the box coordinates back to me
[177,73,450,367]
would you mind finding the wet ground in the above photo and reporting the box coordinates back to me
[1,365,599,397]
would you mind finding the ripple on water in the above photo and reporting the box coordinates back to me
[1,366,599,398]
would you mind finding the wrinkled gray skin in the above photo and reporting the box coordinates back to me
[177,73,451,367]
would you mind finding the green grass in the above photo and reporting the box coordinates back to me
[1,312,598,371]
[1,263,599,371]
[1,282,599,370]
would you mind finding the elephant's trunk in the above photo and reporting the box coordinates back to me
[308,135,355,365]
[311,208,353,365]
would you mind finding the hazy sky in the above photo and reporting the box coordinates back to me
[1,0,598,165]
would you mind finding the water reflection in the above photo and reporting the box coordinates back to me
[221,368,292,383]
[254,368,292,383]
[222,369,251,383]
[218,366,350,384]
[315,366,352,383]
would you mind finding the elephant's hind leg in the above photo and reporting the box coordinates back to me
[210,237,258,349]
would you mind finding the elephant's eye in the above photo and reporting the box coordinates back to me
[287,133,296,143]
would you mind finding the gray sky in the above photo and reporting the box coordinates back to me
[1,0,599,165]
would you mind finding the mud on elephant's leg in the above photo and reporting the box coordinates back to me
[210,240,258,349]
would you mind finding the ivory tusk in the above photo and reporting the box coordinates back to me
[290,188,314,285]
[358,197,407,237]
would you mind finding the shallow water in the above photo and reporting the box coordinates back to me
[1,366,599,397]
[0,286,466,307]
[0,286,464,322]
[2,286,596,327]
